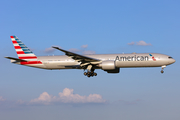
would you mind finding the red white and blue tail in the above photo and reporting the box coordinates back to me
[10,36,37,60]
[10,36,42,64]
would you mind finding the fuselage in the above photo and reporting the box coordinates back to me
[12,53,175,70]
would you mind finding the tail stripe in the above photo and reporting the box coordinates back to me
[17,51,25,54]
[15,49,23,51]
[21,61,42,65]
[12,41,18,44]
[19,56,37,59]
[18,54,36,57]
[16,51,33,54]
[13,44,19,46]
[15,46,21,49]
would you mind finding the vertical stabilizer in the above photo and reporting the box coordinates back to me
[10,36,37,60]
[10,36,42,65]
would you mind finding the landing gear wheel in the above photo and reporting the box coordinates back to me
[161,70,164,74]
[84,72,87,76]
[94,73,97,76]
[87,72,90,75]
[87,75,91,77]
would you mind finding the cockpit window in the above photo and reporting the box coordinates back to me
[168,57,173,59]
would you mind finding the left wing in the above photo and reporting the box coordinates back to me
[52,47,101,64]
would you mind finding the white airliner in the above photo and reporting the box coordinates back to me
[5,36,175,77]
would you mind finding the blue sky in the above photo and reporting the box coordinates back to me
[1,0,180,120]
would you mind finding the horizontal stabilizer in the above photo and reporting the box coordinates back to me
[5,57,28,62]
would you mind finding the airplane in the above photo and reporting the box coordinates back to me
[5,36,176,77]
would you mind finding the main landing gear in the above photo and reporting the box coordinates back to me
[161,65,166,74]
[83,64,97,77]
[84,71,97,77]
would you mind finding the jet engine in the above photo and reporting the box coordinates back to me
[98,60,120,73]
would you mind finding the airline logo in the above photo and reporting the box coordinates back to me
[115,54,157,62]
[115,55,149,61]
[10,36,42,65]
[149,54,156,61]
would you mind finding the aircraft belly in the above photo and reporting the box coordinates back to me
[43,61,80,69]
[22,64,46,69]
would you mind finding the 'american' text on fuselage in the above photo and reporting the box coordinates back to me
[115,55,149,61]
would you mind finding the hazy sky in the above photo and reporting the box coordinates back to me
[1,0,180,120]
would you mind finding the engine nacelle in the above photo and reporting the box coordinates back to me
[98,60,120,73]
[100,60,116,70]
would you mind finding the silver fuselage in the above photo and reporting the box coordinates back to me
[12,53,175,70]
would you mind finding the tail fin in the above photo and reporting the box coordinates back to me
[10,36,37,61]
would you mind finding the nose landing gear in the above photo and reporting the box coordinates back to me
[161,65,166,74]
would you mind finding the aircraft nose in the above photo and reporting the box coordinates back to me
[167,56,176,64]
[172,59,176,63]
[169,58,176,64]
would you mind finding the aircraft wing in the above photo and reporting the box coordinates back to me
[52,47,100,63]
